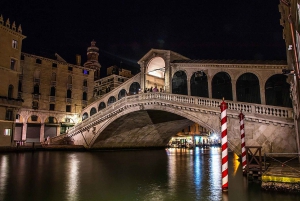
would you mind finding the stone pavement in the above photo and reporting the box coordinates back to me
[261,157,300,192]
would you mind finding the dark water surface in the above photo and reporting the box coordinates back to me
[0,147,299,201]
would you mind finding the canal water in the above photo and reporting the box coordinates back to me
[0,147,299,201]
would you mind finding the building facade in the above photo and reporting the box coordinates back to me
[0,15,26,147]
[279,0,300,155]
[13,41,100,145]
[93,65,133,98]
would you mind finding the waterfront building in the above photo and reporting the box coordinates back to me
[279,0,300,154]
[15,41,99,145]
[0,15,26,147]
[93,65,133,98]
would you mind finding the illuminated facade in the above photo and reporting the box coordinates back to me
[0,15,25,147]
[279,0,300,154]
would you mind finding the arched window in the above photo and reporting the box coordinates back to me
[90,107,97,116]
[67,89,72,98]
[212,72,232,100]
[83,79,88,87]
[98,102,106,111]
[129,82,140,95]
[172,71,187,95]
[265,74,291,107]
[82,112,88,121]
[190,71,208,98]
[33,84,40,94]
[118,89,127,100]
[82,92,87,100]
[107,96,116,106]
[50,87,56,96]
[236,73,260,104]
[8,85,13,99]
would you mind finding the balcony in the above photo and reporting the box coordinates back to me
[66,98,72,104]
[0,96,23,107]
[67,84,72,89]
[49,96,56,102]
[82,86,88,92]
[32,94,40,101]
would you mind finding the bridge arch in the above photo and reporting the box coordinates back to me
[265,74,292,107]
[129,82,140,95]
[190,71,208,98]
[89,105,221,149]
[90,107,97,116]
[147,57,165,78]
[98,102,106,111]
[212,72,233,100]
[118,89,127,100]
[82,112,88,121]
[172,70,188,95]
[107,96,117,106]
[236,73,261,104]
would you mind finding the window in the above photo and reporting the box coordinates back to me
[11,58,16,70]
[83,92,87,100]
[8,85,13,99]
[4,129,11,136]
[67,90,72,98]
[16,114,20,120]
[31,115,38,121]
[50,87,56,96]
[48,117,54,123]
[5,110,13,120]
[66,105,71,112]
[33,84,40,94]
[21,54,24,60]
[68,66,73,71]
[83,79,88,87]
[52,63,57,68]
[32,101,39,109]
[12,40,17,49]
[51,72,56,81]
[83,69,89,75]
[36,59,42,64]
[49,104,55,111]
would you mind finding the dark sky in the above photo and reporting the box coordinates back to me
[1,0,286,76]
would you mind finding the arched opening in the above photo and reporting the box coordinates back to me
[190,71,208,97]
[236,73,261,104]
[107,96,116,106]
[265,74,292,107]
[82,112,89,121]
[129,82,140,95]
[147,57,165,78]
[118,89,127,100]
[90,107,97,116]
[172,70,187,95]
[212,72,232,100]
[98,102,106,111]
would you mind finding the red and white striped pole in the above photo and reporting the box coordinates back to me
[239,111,247,174]
[220,98,228,191]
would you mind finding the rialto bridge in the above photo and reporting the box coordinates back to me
[52,49,298,155]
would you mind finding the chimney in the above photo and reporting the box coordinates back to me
[76,54,81,65]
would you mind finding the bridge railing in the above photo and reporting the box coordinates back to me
[63,92,293,138]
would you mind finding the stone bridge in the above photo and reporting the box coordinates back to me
[53,90,295,155]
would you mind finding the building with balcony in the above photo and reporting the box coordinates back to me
[15,41,99,145]
[0,15,26,147]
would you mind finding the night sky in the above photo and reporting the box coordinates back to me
[1,0,286,76]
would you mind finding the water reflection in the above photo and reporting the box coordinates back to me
[66,154,79,201]
[0,155,8,201]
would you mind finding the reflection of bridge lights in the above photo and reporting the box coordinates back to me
[66,154,79,201]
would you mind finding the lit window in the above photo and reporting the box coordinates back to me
[83,69,89,75]
[4,129,11,136]
[12,40,17,49]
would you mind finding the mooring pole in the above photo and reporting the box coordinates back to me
[220,98,228,191]
[239,111,247,174]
